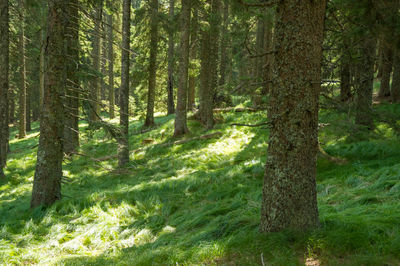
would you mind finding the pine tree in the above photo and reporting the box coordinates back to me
[174,0,191,136]
[118,0,131,167]
[31,0,66,208]
[260,0,327,232]
[0,0,9,178]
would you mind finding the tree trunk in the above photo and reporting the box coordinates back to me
[40,28,45,111]
[0,0,9,178]
[198,27,213,129]
[31,0,66,208]
[144,0,158,127]
[378,40,393,97]
[107,13,115,119]
[260,0,326,232]
[218,0,229,89]
[101,18,107,101]
[355,37,376,129]
[63,0,80,154]
[391,49,400,102]
[166,0,175,115]
[261,13,273,96]
[18,0,26,139]
[340,59,351,102]
[174,0,191,137]
[9,87,14,124]
[209,0,220,111]
[187,9,198,111]
[90,1,103,122]
[118,0,131,167]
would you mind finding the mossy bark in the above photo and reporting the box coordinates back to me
[174,0,191,137]
[31,0,66,208]
[0,0,9,178]
[260,0,326,232]
[118,0,131,167]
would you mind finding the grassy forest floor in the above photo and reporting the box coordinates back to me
[1,98,400,265]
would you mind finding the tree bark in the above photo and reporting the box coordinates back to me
[0,0,9,178]
[260,0,326,232]
[18,0,26,139]
[198,26,213,129]
[118,0,131,167]
[31,0,66,208]
[218,0,229,89]
[340,58,351,102]
[90,1,103,122]
[354,4,377,129]
[144,0,158,127]
[107,13,115,119]
[166,0,175,115]
[174,0,191,136]
[378,39,393,97]
[40,28,45,111]
[391,48,400,102]
[187,8,198,111]
[63,0,80,154]
[209,0,220,111]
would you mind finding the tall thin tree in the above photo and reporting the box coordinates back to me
[166,0,175,115]
[18,0,27,138]
[118,0,131,167]
[64,0,80,154]
[0,0,9,179]
[174,0,191,136]
[144,0,158,127]
[107,13,115,119]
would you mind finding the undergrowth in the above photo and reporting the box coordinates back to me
[1,103,400,265]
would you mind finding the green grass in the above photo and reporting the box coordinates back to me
[1,104,400,265]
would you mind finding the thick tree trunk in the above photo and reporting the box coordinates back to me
[144,0,158,127]
[166,0,175,115]
[107,13,115,119]
[378,40,393,97]
[174,0,191,136]
[90,2,103,122]
[64,0,80,154]
[391,50,400,102]
[18,0,26,139]
[260,0,326,232]
[118,0,131,167]
[31,0,66,208]
[187,9,198,111]
[0,0,9,178]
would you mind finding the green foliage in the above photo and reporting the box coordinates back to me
[1,103,400,265]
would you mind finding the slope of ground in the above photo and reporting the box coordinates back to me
[1,103,400,265]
